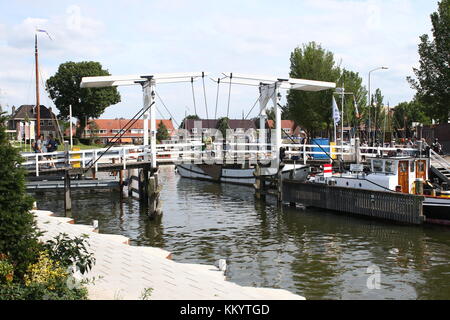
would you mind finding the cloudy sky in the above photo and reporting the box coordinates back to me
[0,0,439,125]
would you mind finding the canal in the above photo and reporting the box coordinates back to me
[31,165,450,300]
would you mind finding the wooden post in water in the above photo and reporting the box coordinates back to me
[277,168,283,205]
[119,169,124,198]
[254,164,265,201]
[63,141,72,214]
[148,168,162,219]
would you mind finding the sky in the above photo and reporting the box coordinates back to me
[0,0,439,126]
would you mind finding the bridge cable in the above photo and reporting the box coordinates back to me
[83,101,155,174]
[191,77,198,117]
[214,78,220,120]
[201,72,209,120]
[226,73,232,119]
[154,91,180,128]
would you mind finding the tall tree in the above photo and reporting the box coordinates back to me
[287,42,341,137]
[337,69,367,131]
[46,61,121,138]
[407,0,450,123]
[392,100,431,139]
[371,88,387,143]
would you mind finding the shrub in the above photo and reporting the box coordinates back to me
[24,251,67,290]
[44,233,95,274]
[0,113,42,278]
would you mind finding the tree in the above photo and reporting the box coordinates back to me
[156,121,170,142]
[46,61,121,138]
[179,114,200,129]
[338,69,367,130]
[407,0,450,123]
[0,112,42,278]
[392,100,431,139]
[216,117,230,138]
[287,42,341,137]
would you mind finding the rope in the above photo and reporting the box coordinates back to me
[83,101,155,173]
[214,78,220,119]
[191,77,197,117]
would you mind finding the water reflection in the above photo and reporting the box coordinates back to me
[30,165,450,300]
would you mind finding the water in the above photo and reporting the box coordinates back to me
[31,165,450,300]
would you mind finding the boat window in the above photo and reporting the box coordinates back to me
[399,162,408,173]
[410,161,415,172]
[373,160,383,173]
[385,160,394,174]
[418,161,425,172]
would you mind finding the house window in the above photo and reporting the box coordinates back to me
[131,129,143,134]
[284,128,291,133]
[111,129,125,134]
[192,128,198,134]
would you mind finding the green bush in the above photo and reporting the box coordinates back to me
[44,233,95,275]
[78,138,92,145]
[0,113,42,278]
[0,281,88,300]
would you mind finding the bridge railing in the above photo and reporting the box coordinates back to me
[282,143,421,163]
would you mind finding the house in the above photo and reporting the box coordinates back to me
[8,105,59,141]
[183,119,257,135]
[265,120,305,141]
[79,118,175,144]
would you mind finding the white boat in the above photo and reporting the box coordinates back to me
[309,157,450,225]
[177,163,310,186]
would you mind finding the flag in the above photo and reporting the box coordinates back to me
[332,96,340,125]
[36,28,52,40]
[354,96,360,119]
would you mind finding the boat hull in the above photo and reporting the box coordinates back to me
[176,164,309,186]
[423,197,450,225]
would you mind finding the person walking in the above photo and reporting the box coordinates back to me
[46,133,57,168]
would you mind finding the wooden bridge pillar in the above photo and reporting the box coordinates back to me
[254,164,266,201]
[138,165,162,219]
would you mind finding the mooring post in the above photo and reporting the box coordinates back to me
[355,137,361,164]
[254,164,265,201]
[64,141,72,214]
[119,169,124,198]
[277,168,283,205]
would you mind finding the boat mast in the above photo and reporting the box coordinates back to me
[35,34,40,138]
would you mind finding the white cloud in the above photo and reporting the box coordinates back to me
[0,0,438,123]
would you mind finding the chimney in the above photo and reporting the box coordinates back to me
[11,106,15,116]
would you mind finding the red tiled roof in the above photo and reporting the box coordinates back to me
[266,120,297,130]
[64,119,175,137]
[89,119,174,132]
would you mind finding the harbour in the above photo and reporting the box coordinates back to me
[1,0,449,305]
[30,165,450,300]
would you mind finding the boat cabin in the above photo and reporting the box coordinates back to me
[312,157,430,194]
[369,157,429,193]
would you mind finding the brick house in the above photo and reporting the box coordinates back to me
[77,118,175,144]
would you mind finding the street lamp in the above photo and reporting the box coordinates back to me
[368,66,388,146]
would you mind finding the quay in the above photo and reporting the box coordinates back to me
[33,209,304,300]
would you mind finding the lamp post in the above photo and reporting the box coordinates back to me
[368,66,388,146]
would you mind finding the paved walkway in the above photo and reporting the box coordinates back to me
[33,210,304,300]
